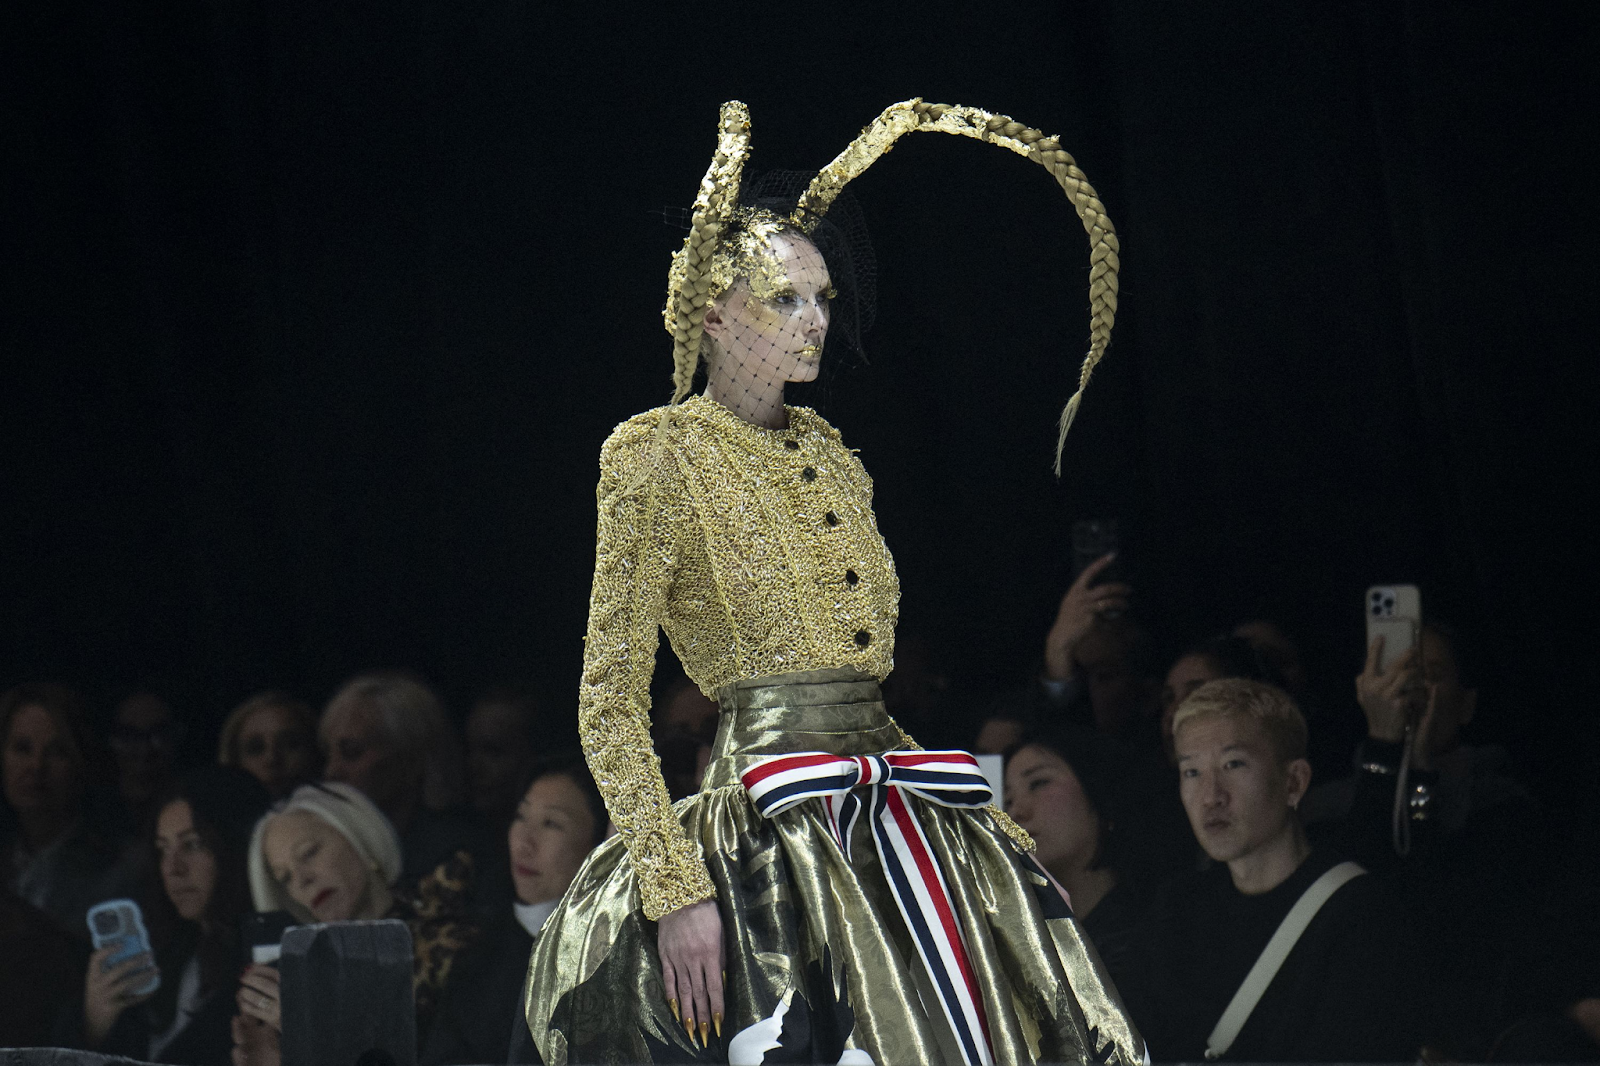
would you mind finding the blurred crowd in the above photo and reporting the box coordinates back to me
[2,559,1597,1063]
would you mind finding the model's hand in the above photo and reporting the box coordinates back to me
[237,963,282,1031]
[1355,636,1423,743]
[658,899,724,1048]
[84,947,157,1048]
[1043,554,1130,681]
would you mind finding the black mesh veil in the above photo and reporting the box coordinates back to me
[740,170,877,368]
[661,170,878,376]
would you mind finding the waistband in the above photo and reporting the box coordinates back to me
[701,667,902,790]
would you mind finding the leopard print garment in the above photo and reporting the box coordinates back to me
[388,849,481,1032]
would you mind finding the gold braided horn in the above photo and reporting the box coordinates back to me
[793,99,1120,476]
[665,102,752,405]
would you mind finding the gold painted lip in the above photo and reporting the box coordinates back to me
[798,344,822,357]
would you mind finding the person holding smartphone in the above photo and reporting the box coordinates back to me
[78,765,270,1062]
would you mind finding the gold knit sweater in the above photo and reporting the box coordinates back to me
[580,394,1034,920]
[579,395,900,918]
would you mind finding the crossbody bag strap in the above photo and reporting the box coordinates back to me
[1204,860,1366,1061]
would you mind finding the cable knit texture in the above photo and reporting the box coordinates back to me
[579,394,901,919]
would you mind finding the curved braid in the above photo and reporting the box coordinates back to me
[795,100,1120,476]
[667,101,753,404]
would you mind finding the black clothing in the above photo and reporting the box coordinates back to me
[99,978,236,1065]
[4,824,140,940]
[0,889,88,1046]
[1079,880,1144,1001]
[1307,739,1555,1057]
[420,911,537,1065]
[1126,847,1420,1062]
[401,807,511,919]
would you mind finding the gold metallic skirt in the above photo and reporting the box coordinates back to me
[525,667,1144,1065]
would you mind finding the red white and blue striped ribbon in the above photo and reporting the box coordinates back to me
[741,751,996,1066]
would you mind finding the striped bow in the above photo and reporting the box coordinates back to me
[741,751,996,1066]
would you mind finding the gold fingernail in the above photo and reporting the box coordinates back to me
[699,1020,709,1045]
[684,1015,695,1044]
[713,1012,723,1039]
[669,998,679,1022]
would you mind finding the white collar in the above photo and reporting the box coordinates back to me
[514,898,558,938]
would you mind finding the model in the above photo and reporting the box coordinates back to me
[525,98,1141,1066]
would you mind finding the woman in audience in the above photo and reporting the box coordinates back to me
[1004,723,1143,992]
[237,781,478,1060]
[78,765,271,1063]
[1,683,136,938]
[217,692,319,799]
[422,757,608,1064]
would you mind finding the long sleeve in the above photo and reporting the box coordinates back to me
[579,428,717,921]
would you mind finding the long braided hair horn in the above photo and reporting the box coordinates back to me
[793,100,1120,476]
[665,102,752,405]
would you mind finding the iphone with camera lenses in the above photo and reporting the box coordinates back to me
[1365,585,1421,673]
[87,899,160,995]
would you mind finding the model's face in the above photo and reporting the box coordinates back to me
[1176,713,1307,865]
[508,774,597,906]
[1005,745,1102,879]
[156,800,217,923]
[3,704,81,818]
[238,705,317,798]
[321,702,412,819]
[263,810,374,923]
[705,233,832,388]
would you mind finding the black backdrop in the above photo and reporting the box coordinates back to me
[6,2,1596,797]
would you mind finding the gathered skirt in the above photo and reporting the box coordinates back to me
[524,668,1145,1065]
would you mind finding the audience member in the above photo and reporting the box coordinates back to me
[465,687,542,824]
[110,692,186,831]
[320,672,499,904]
[218,692,319,799]
[880,633,954,741]
[1,683,137,939]
[0,889,88,1047]
[76,766,271,1062]
[973,702,1029,756]
[1302,620,1558,1057]
[422,757,608,1064]
[1159,634,1277,761]
[653,676,718,739]
[1125,679,1421,1061]
[1004,724,1143,993]
[1232,619,1308,697]
[1040,555,1160,748]
[241,782,480,1061]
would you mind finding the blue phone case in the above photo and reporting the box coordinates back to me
[86,898,160,996]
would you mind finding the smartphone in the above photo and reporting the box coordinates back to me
[1071,519,1121,586]
[1365,585,1421,673]
[86,899,160,995]
[241,911,295,966]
